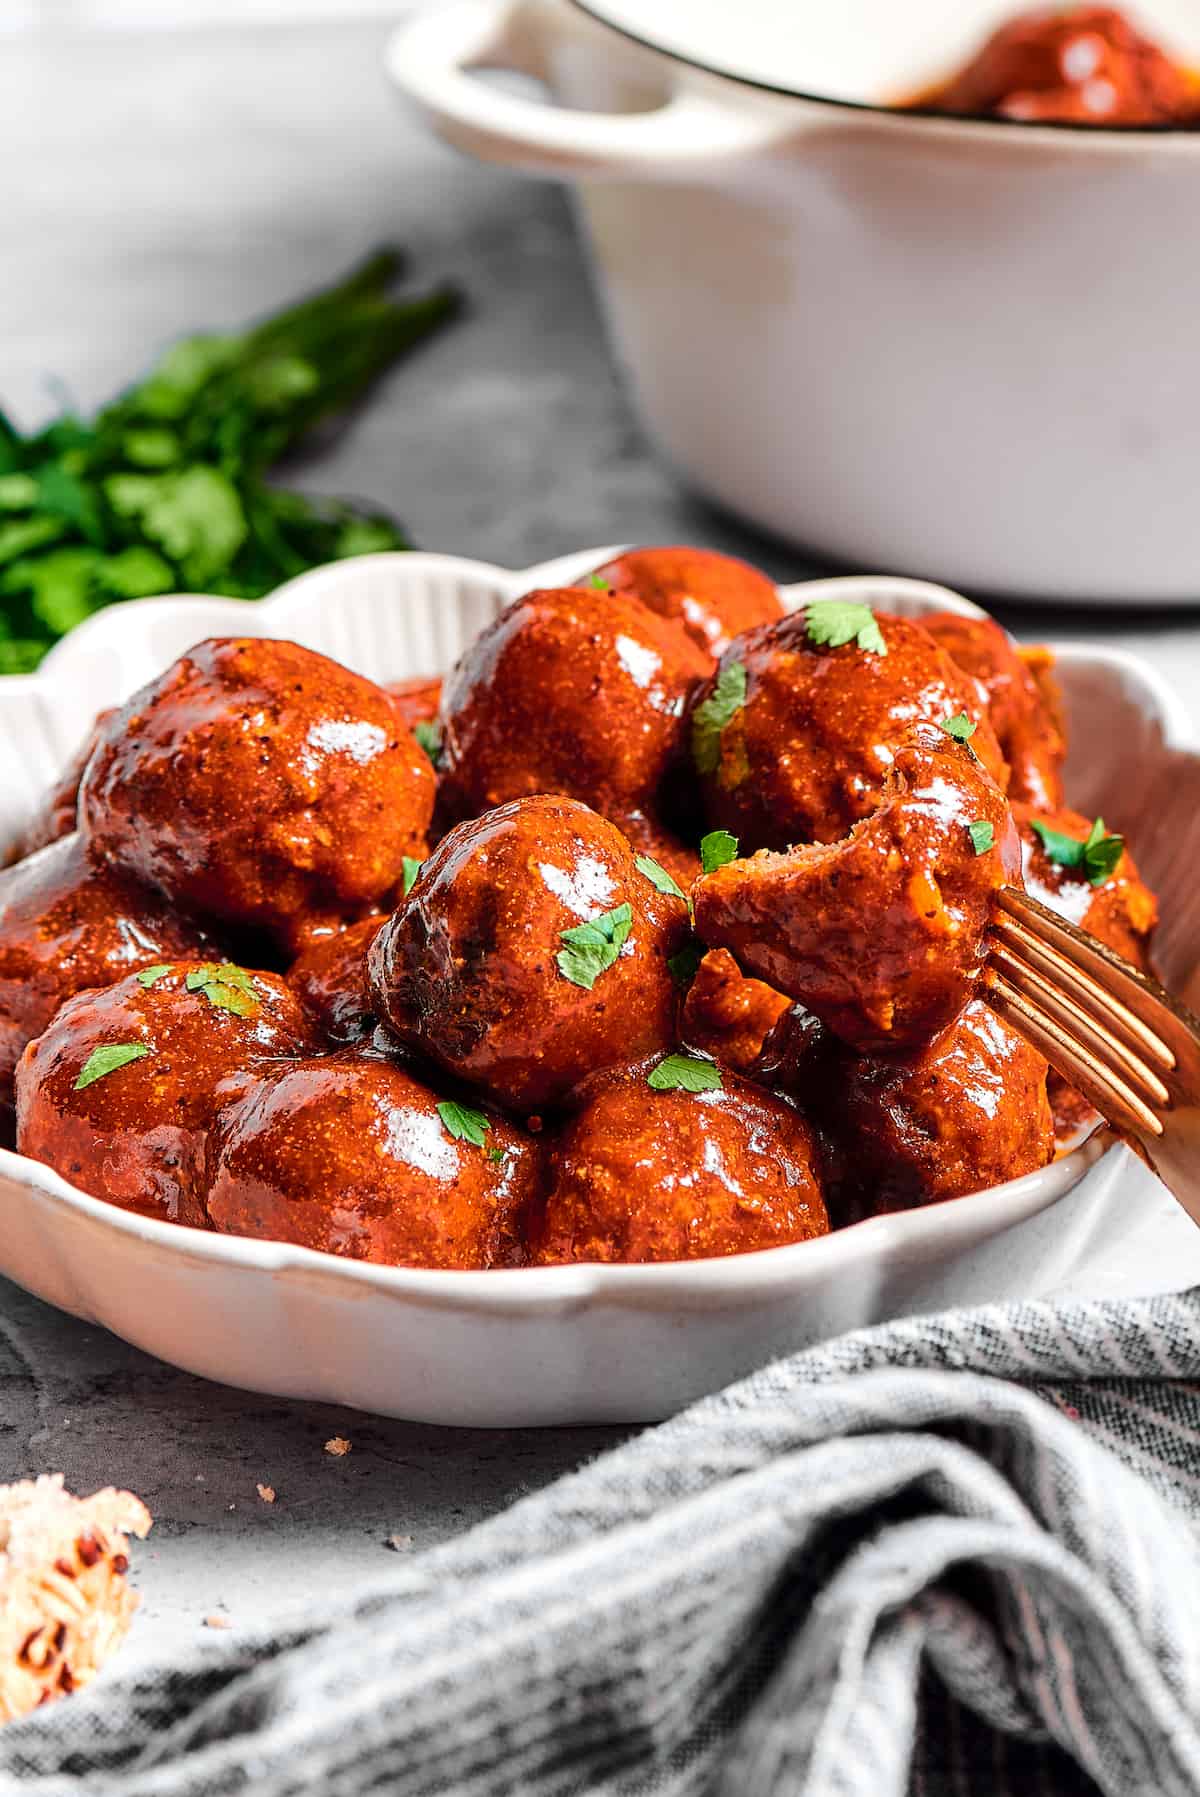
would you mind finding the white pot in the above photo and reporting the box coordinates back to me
[387,0,1200,604]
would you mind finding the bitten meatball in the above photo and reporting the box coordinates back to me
[5,711,114,867]
[288,917,384,1046]
[16,962,313,1226]
[368,795,688,1112]
[581,547,784,659]
[680,948,791,1075]
[535,1060,828,1263]
[765,998,1054,1219]
[691,609,1008,852]
[207,1054,538,1270]
[1016,803,1159,1143]
[0,835,213,1143]
[693,729,1020,1051]
[921,612,1066,810]
[922,6,1194,124]
[80,638,435,948]
[437,587,710,838]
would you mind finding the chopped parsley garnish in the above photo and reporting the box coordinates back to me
[700,829,739,874]
[941,711,981,763]
[588,572,610,590]
[634,854,686,901]
[437,1100,490,1148]
[185,962,260,1017]
[805,598,886,657]
[74,1042,150,1091]
[556,903,633,991]
[1030,815,1124,888]
[967,819,994,856]
[401,856,423,896]
[135,964,173,988]
[487,1146,506,1164]
[667,941,704,987]
[413,719,441,763]
[691,661,747,776]
[647,1053,723,1094]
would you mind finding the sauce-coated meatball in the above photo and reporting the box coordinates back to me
[691,610,1008,851]
[766,997,1053,1219]
[80,638,435,947]
[922,613,1066,809]
[16,962,313,1225]
[1016,803,1158,1142]
[0,835,213,1143]
[5,711,114,867]
[535,1061,828,1263]
[437,587,710,835]
[921,5,1194,124]
[581,547,783,659]
[680,948,791,1075]
[288,917,384,1045]
[368,795,688,1112]
[693,729,1020,1051]
[207,1054,538,1269]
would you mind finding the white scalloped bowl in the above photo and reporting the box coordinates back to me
[0,552,1196,1425]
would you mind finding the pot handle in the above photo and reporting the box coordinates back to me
[386,0,788,179]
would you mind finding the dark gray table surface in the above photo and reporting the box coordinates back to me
[2,11,1198,1656]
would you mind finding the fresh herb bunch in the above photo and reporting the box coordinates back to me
[0,249,460,673]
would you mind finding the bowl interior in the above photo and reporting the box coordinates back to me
[575,0,1200,106]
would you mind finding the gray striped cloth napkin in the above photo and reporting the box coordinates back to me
[4,1288,1200,1796]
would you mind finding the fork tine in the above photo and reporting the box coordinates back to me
[986,970,1164,1142]
[989,942,1172,1109]
[996,888,1181,1068]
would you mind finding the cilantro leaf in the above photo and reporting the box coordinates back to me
[1083,817,1125,887]
[967,819,994,856]
[667,940,704,987]
[700,830,739,874]
[647,1053,723,1094]
[106,466,247,588]
[135,964,174,988]
[74,1042,151,1091]
[941,712,977,745]
[589,572,610,590]
[437,1099,490,1148]
[413,719,441,763]
[185,962,260,1017]
[487,1146,506,1164]
[634,855,686,901]
[556,902,633,990]
[691,661,747,776]
[805,598,887,657]
[401,856,423,896]
[1031,815,1124,888]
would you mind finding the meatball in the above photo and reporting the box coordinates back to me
[581,547,783,659]
[922,5,1194,124]
[5,711,114,867]
[768,998,1054,1220]
[437,587,710,837]
[207,1054,538,1270]
[368,795,688,1113]
[1016,804,1157,967]
[1015,803,1159,1143]
[288,917,384,1045]
[535,1060,828,1264]
[691,609,1008,852]
[693,729,1020,1051]
[680,948,791,1075]
[0,835,213,1144]
[921,612,1066,809]
[80,638,435,948]
[16,962,313,1226]
[386,675,442,733]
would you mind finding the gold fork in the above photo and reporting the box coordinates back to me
[986,886,1200,1223]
